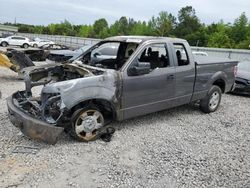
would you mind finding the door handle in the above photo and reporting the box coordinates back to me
[167,75,175,80]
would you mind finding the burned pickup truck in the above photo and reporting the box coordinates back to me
[7,36,238,144]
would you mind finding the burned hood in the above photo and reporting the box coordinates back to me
[22,62,120,110]
[23,63,105,94]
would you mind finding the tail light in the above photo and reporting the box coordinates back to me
[233,66,238,77]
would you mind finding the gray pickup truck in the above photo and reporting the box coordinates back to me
[7,36,238,144]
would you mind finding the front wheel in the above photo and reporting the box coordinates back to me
[200,85,222,113]
[23,43,29,48]
[33,44,38,48]
[1,42,8,47]
[70,106,105,142]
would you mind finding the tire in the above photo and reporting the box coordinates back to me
[200,85,222,113]
[33,44,38,48]
[70,105,105,142]
[1,42,8,47]
[23,43,29,49]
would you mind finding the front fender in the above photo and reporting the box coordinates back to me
[61,86,117,110]
[57,71,120,111]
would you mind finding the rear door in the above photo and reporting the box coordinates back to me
[170,42,195,105]
[121,42,176,119]
[9,37,18,45]
[9,37,24,46]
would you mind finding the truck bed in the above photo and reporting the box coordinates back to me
[192,56,238,101]
[194,56,238,65]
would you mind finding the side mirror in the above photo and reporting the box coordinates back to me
[128,62,151,76]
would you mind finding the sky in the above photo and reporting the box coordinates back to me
[0,0,249,25]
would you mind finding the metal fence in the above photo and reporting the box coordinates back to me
[19,33,100,48]
[19,33,250,61]
[191,47,250,61]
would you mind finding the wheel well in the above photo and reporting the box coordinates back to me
[1,41,8,45]
[213,79,225,93]
[70,99,116,121]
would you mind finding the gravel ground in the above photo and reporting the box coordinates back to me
[0,67,249,188]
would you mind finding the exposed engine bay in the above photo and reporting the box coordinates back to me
[14,63,104,125]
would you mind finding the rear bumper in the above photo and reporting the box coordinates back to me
[233,82,250,95]
[7,96,64,144]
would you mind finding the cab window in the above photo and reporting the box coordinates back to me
[173,43,190,66]
[138,43,170,69]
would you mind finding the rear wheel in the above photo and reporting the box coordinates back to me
[70,106,105,142]
[1,42,8,47]
[33,44,38,48]
[200,85,222,113]
[23,43,29,49]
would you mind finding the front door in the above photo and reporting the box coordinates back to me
[121,42,176,120]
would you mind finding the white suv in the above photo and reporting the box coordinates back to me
[0,36,30,48]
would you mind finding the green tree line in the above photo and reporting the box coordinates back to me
[3,6,250,49]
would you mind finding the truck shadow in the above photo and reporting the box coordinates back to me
[54,104,202,145]
[113,104,201,131]
[227,93,250,98]
[10,104,202,147]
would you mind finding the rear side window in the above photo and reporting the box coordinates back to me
[11,37,25,40]
[173,43,189,66]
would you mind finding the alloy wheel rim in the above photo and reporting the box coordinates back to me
[75,109,104,141]
[209,91,220,110]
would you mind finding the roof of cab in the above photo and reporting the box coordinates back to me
[104,36,187,43]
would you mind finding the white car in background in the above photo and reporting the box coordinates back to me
[0,36,30,48]
[29,38,55,48]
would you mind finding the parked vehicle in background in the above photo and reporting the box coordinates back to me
[8,44,72,62]
[40,43,70,50]
[232,61,250,95]
[29,38,54,48]
[46,44,118,63]
[7,36,238,144]
[0,36,30,48]
[46,45,93,63]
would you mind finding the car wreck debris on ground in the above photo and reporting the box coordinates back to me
[12,145,40,154]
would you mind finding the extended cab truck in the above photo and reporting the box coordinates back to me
[7,36,238,144]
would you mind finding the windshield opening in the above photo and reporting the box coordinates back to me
[78,41,139,70]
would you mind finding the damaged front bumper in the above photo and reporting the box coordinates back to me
[7,94,64,144]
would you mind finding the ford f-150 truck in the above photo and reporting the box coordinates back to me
[7,36,238,144]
